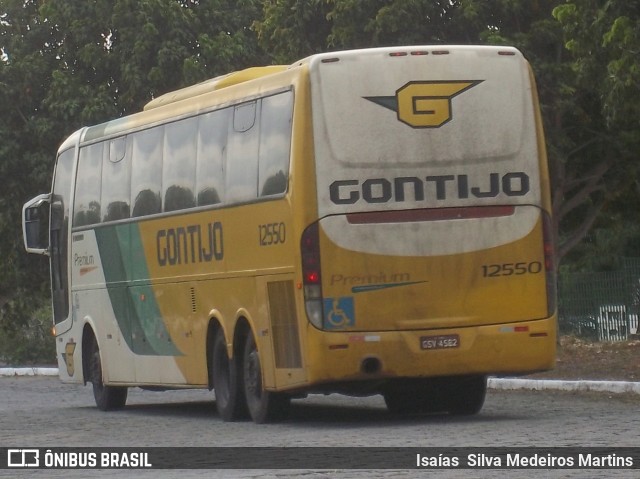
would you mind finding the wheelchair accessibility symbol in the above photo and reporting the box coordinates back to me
[324,297,355,329]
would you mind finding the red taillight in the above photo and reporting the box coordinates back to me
[544,242,554,271]
[305,271,320,284]
[301,223,321,285]
[301,223,324,328]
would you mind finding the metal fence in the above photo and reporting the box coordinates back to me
[558,258,640,341]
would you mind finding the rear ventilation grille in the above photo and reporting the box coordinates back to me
[268,281,302,369]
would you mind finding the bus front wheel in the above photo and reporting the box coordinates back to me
[242,333,290,424]
[211,328,247,421]
[88,336,127,411]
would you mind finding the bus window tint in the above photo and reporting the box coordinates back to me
[163,118,197,212]
[226,101,259,203]
[196,109,227,206]
[102,136,131,222]
[131,126,163,217]
[73,143,103,226]
[259,92,293,197]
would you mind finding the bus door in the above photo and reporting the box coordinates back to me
[50,148,75,335]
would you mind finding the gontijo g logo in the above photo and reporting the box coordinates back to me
[364,80,483,128]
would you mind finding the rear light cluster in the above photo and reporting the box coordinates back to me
[387,49,514,57]
[301,223,324,328]
[542,211,557,317]
[389,50,448,57]
[321,48,516,64]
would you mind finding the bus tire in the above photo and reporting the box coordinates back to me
[384,376,486,416]
[383,380,440,414]
[242,333,290,424]
[211,328,246,421]
[445,375,487,416]
[88,336,127,411]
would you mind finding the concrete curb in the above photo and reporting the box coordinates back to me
[1,368,639,395]
[489,377,640,395]
[0,367,59,377]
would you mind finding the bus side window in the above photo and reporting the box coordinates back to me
[131,127,163,217]
[196,109,228,206]
[73,143,103,227]
[102,136,131,222]
[226,101,259,203]
[163,118,197,212]
[259,91,293,197]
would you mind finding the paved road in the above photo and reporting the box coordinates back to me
[1,376,639,478]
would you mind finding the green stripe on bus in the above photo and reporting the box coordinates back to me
[95,225,182,356]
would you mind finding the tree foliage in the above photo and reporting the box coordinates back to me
[552,0,640,267]
[1,0,639,362]
[255,0,640,269]
[1,0,59,335]
[0,0,265,363]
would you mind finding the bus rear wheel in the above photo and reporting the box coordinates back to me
[211,328,247,421]
[383,380,440,414]
[242,333,290,424]
[383,375,486,416]
[445,375,487,416]
[88,336,127,411]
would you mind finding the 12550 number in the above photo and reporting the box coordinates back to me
[482,261,542,278]
[259,222,286,246]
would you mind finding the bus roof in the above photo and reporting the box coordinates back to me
[68,45,526,152]
[81,65,292,144]
[292,45,522,68]
[143,65,288,111]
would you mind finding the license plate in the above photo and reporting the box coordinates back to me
[420,334,460,350]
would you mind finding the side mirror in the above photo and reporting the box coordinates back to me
[22,193,51,255]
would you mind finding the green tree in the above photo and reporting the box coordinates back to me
[254,0,467,61]
[254,0,332,63]
[0,0,58,363]
[0,0,266,363]
[3,0,640,363]
[256,0,640,268]
[553,0,640,265]
[39,0,267,116]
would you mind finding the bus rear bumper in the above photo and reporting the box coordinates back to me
[303,316,556,390]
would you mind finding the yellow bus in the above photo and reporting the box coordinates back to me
[23,45,556,423]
